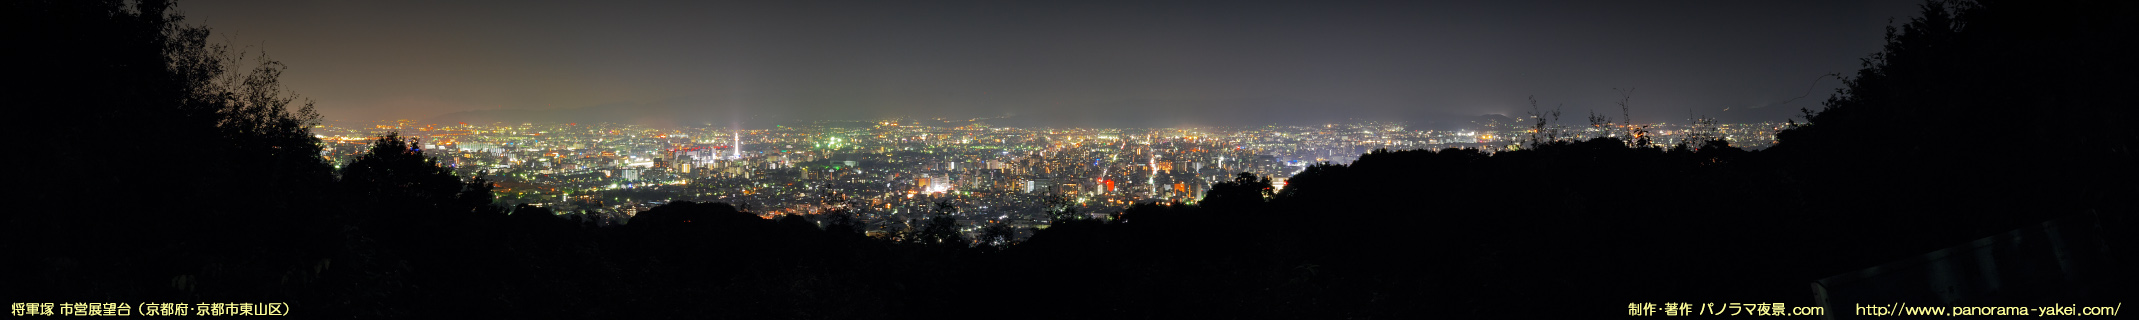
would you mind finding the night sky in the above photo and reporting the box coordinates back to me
[178,0,1923,128]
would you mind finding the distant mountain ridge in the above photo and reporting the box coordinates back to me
[423,100,787,129]
[426,97,1509,130]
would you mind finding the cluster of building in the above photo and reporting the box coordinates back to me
[313,117,1783,243]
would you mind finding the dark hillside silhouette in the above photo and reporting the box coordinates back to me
[6,0,348,312]
[1770,0,2136,288]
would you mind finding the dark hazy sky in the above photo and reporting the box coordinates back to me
[177,0,1924,127]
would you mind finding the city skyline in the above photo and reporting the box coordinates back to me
[313,117,1783,242]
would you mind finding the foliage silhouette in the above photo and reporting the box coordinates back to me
[5,0,358,314]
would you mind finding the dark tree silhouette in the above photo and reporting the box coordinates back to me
[980,220,1018,247]
[910,201,966,245]
[1199,172,1272,212]
[1772,0,2137,264]
[339,133,504,221]
[3,0,382,315]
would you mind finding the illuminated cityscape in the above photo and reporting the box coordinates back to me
[16,1,2129,318]
[313,118,1786,241]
